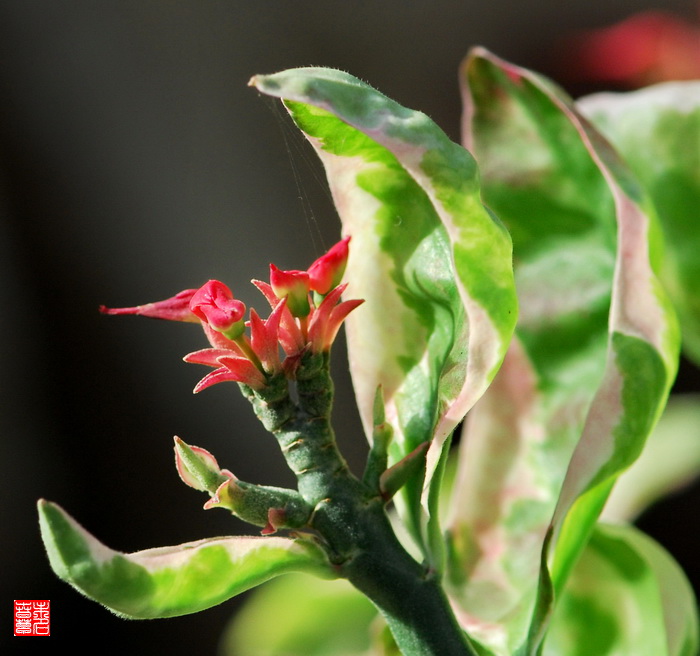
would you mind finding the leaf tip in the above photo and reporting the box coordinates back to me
[248,73,280,93]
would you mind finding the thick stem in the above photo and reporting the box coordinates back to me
[335,502,477,656]
[244,353,476,655]
[248,353,358,504]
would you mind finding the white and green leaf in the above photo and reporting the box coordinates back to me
[251,68,517,563]
[578,82,700,364]
[447,49,679,655]
[543,523,698,656]
[38,500,335,619]
[602,394,700,522]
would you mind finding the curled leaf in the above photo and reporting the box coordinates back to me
[251,67,517,562]
[449,48,679,655]
[578,81,700,364]
[38,500,335,619]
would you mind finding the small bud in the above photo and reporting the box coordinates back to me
[269,265,311,318]
[379,441,430,501]
[261,508,288,535]
[307,236,351,295]
[203,479,312,533]
[363,386,394,489]
[173,437,232,493]
[189,280,246,339]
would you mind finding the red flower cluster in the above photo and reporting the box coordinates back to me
[100,237,362,392]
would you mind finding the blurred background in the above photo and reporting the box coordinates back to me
[2,1,698,654]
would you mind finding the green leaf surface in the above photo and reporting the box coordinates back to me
[602,394,700,522]
[251,67,517,562]
[543,523,698,656]
[38,500,335,619]
[578,82,700,364]
[447,49,679,655]
[221,574,379,656]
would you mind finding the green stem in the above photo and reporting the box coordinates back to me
[315,492,477,656]
[343,505,477,656]
[244,352,477,656]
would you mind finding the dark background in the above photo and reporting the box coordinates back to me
[2,2,698,654]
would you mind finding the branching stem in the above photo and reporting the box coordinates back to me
[243,352,478,656]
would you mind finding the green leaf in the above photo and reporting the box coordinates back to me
[543,523,699,656]
[578,82,700,364]
[379,441,430,500]
[251,68,517,563]
[602,394,700,522]
[38,500,335,619]
[446,49,679,655]
[220,574,379,656]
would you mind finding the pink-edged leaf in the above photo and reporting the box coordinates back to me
[251,67,517,565]
[38,500,335,619]
[578,82,700,364]
[173,436,232,493]
[448,48,679,655]
[602,394,700,523]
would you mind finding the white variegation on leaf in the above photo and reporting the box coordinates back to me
[250,68,517,562]
[578,81,700,365]
[449,48,681,656]
[38,500,335,619]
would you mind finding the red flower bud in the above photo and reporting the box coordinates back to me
[307,236,351,295]
[269,264,311,317]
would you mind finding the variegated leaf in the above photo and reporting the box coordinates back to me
[543,523,698,656]
[578,82,700,364]
[251,68,517,563]
[447,49,679,655]
[602,394,700,522]
[38,500,335,619]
